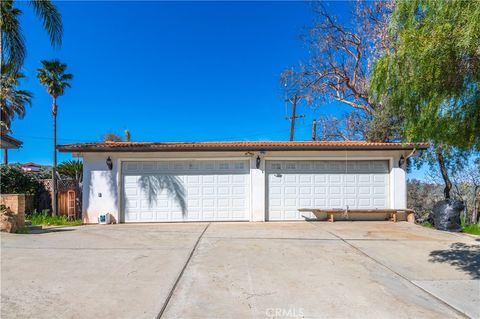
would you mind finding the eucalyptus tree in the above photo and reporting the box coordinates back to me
[0,0,62,71]
[37,59,72,216]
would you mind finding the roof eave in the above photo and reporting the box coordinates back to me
[57,145,429,153]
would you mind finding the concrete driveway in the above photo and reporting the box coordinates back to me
[1,222,478,319]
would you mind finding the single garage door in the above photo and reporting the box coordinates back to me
[267,160,389,220]
[122,160,250,222]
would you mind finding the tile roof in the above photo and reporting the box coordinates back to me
[57,141,429,152]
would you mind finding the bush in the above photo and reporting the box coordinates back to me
[27,209,82,226]
[0,165,40,194]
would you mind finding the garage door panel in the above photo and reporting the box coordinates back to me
[232,175,247,183]
[328,198,342,207]
[299,175,312,183]
[314,175,327,184]
[202,175,215,183]
[329,175,342,184]
[123,160,250,222]
[374,198,387,206]
[267,160,389,221]
[284,175,297,183]
[345,198,356,206]
[345,186,356,194]
[300,198,313,207]
[299,187,312,195]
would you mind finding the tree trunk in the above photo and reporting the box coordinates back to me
[3,149,7,165]
[52,97,58,216]
[74,170,82,220]
[0,27,3,73]
[473,186,480,224]
[436,146,452,200]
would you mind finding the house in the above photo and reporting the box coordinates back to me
[1,133,22,165]
[21,162,42,172]
[57,141,428,224]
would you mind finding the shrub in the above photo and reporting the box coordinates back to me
[27,209,82,226]
[0,165,40,194]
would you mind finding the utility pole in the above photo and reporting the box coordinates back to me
[312,120,317,141]
[286,94,304,141]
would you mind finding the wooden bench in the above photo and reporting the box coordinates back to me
[298,208,415,223]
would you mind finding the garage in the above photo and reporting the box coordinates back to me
[58,140,426,223]
[266,160,390,220]
[122,160,250,222]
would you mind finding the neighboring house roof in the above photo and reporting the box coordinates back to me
[58,141,429,152]
[0,133,23,149]
[22,162,41,168]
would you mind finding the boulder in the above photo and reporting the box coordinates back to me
[0,206,19,233]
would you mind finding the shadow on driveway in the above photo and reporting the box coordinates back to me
[429,242,480,279]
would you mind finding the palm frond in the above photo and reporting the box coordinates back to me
[0,62,33,130]
[29,0,63,47]
[1,1,26,70]
[57,160,83,179]
[37,59,72,98]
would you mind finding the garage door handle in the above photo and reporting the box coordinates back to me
[275,174,282,177]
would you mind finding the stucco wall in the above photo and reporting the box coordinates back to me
[81,157,119,223]
[79,149,409,223]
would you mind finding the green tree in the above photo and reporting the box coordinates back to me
[370,0,480,199]
[0,63,32,130]
[37,59,72,216]
[0,62,32,164]
[0,164,39,194]
[124,129,131,142]
[0,0,62,71]
[57,160,83,219]
[371,0,480,150]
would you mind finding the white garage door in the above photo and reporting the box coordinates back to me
[267,160,389,220]
[122,160,250,222]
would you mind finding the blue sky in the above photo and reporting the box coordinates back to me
[4,1,426,178]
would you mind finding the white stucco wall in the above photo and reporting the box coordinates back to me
[81,156,120,223]
[78,149,410,223]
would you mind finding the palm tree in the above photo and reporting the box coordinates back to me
[0,0,62,71]
[1,62,32,164]
[57,160,83,219]
[37,59,72,216]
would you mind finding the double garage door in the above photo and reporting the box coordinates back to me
[123,160,250,222]
[267,160,389,220]
[122,159,389,222]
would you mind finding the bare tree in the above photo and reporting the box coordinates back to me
[282,1,394,131]
[452,158,480,224]
[282,1,402,142]
[102,132,123,142]
[316,112,368,141]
